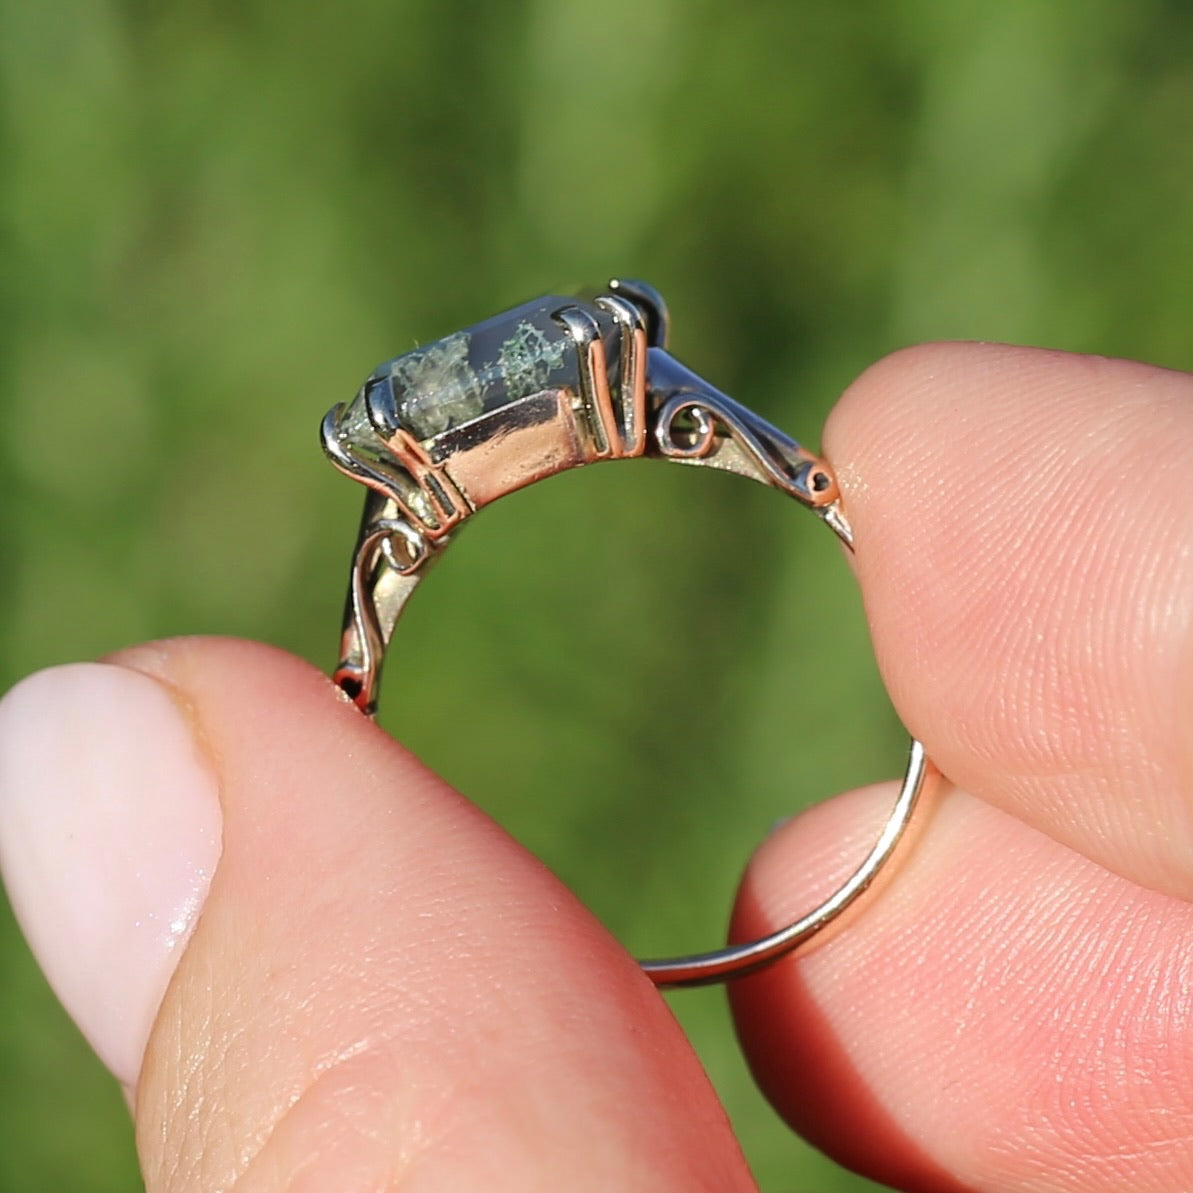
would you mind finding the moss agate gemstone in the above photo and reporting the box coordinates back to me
[356,296,623,443]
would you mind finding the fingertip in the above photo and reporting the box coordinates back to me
[105,638,752,1192]
[820,343,1193,899]
[731,776,1193,1193]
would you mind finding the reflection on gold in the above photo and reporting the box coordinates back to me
[437,390,587,509]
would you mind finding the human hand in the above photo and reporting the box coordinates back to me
[0,343,1188,1191]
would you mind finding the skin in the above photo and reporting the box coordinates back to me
[11,342,1193,1190]
[735,344,1193,1191]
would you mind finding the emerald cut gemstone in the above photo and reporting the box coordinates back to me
[346,296,625,444]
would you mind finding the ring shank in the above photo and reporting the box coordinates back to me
[640,740,935,987]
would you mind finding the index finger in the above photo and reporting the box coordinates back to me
[826,342,1193,899]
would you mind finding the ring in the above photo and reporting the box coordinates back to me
[321,279,936,988]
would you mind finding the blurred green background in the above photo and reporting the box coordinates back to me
[2,1,1192,1189]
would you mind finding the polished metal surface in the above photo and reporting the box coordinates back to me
[321,279,935,988]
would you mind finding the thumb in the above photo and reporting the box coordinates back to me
[0,638,752,1192]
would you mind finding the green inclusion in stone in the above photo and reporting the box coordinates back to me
[359,296,623,442]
